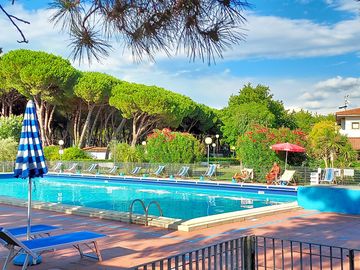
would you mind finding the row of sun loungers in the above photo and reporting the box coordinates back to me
[0,224,106,270]
[50,163,216,179]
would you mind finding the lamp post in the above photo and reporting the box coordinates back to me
[58,140,64,172]
[215,134,220,155]
[212,143,216,158]
[231,146,236,157]
[205,137,212,165]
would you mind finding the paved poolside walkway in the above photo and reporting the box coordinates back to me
[0,204,359,269]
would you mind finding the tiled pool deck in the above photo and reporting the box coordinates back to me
[1,203,359,269]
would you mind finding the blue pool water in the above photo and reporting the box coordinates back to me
[0,175,297,220]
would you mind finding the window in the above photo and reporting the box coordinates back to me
[352,122,360,129]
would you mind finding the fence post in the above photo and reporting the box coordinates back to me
[242,235,255,270]
[349,249,355,270]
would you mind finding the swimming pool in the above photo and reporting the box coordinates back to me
[0,174,297,220]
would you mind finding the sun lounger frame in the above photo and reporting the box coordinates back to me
[0,229,105,270]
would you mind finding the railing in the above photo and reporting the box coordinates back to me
[2,160,360,186]
[129,199,163,226]
[133,235,360,270]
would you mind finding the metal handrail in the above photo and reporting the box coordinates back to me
[145,200,163,226]
[128,199,146,224]
[129,199,163,226]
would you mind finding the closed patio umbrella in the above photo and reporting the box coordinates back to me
[14,100,48,240]
[271,142,305,170]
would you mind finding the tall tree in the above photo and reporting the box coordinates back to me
[308,120,355,168]
[109,82,194,146]
[0,49,79,145]
[221,83,292,145]
[74,71,119,147]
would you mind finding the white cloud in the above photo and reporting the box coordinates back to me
[1,3,360,115]
[223,12,360,60]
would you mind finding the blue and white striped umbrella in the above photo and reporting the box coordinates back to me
[14,100,48,239]
[14,100,48,178]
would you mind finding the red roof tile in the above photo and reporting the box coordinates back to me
[336,108,360,116]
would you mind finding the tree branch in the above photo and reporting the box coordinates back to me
[0,4,30,43]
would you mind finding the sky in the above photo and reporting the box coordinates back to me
[1,0,360,114]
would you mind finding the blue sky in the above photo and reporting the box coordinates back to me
[1,0,360,113]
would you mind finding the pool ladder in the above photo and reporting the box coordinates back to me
[129,199,163,226]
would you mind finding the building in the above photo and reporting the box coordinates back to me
[335,108,360,150]
[82,146,109,159]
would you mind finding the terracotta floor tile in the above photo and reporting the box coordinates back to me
[0,204,359,269]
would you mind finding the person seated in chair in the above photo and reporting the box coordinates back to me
[233,169,250,183]
[266,162,281,185]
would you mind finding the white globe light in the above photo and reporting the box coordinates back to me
[205,137,212,145]
[212,143,216,147]
[215,134,219,138]
[58,140,64,146]
[142,141,147,146]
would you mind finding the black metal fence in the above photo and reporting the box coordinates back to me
[134,235,360,270]
[2,160,360,185]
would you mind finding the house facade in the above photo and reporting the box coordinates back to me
[335,108,360,150]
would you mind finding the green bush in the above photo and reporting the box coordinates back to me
[0,138,18,161]
[62,147,91,160]
[236,125,307,180]
[43,145,60,161]
[146,128,203,163]
[111,142,144,162]
[0,115,23,141]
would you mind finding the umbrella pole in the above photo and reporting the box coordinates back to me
[285,151,288,170]
[27,178,31,240]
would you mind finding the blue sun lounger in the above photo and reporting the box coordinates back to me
[203,164,217,179]
[320,168,335,184]
[130,166,142,175]
[176,166,190,178]
[7,224,61,238]
[0,228,106,270]
[152,165,165,177]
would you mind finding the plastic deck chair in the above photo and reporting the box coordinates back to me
[176,166,190,178]
[85,164,98,173]
[320,168,335,184]
[64,163,78,173]
[130,166,142,175]
[0,228,106,270]
[203,164,217,178]
[50,163,62,172]
[275,170,296,185]
[153,165,165,177]
[107,166,118,174]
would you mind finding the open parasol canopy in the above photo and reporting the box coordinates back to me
[271,142,305,169]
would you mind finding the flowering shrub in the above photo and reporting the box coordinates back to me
[111,142,145,162]
[146,128,203,163]
[236,125,307,180]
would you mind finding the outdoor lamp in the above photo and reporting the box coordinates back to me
[141,141,147,146]
[215,134,220,154]
[212,143,216,157]
[205,137,212,165]
[58,140,64,170]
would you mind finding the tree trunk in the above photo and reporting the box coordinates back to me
[33,97,47,146]
[87,106,102,146]
[78,104,94,148]
[112,118,126,141]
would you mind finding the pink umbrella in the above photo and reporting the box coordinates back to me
[271,142,305,169]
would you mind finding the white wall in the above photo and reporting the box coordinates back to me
[87,151,107,160]
[339,116,360,137]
